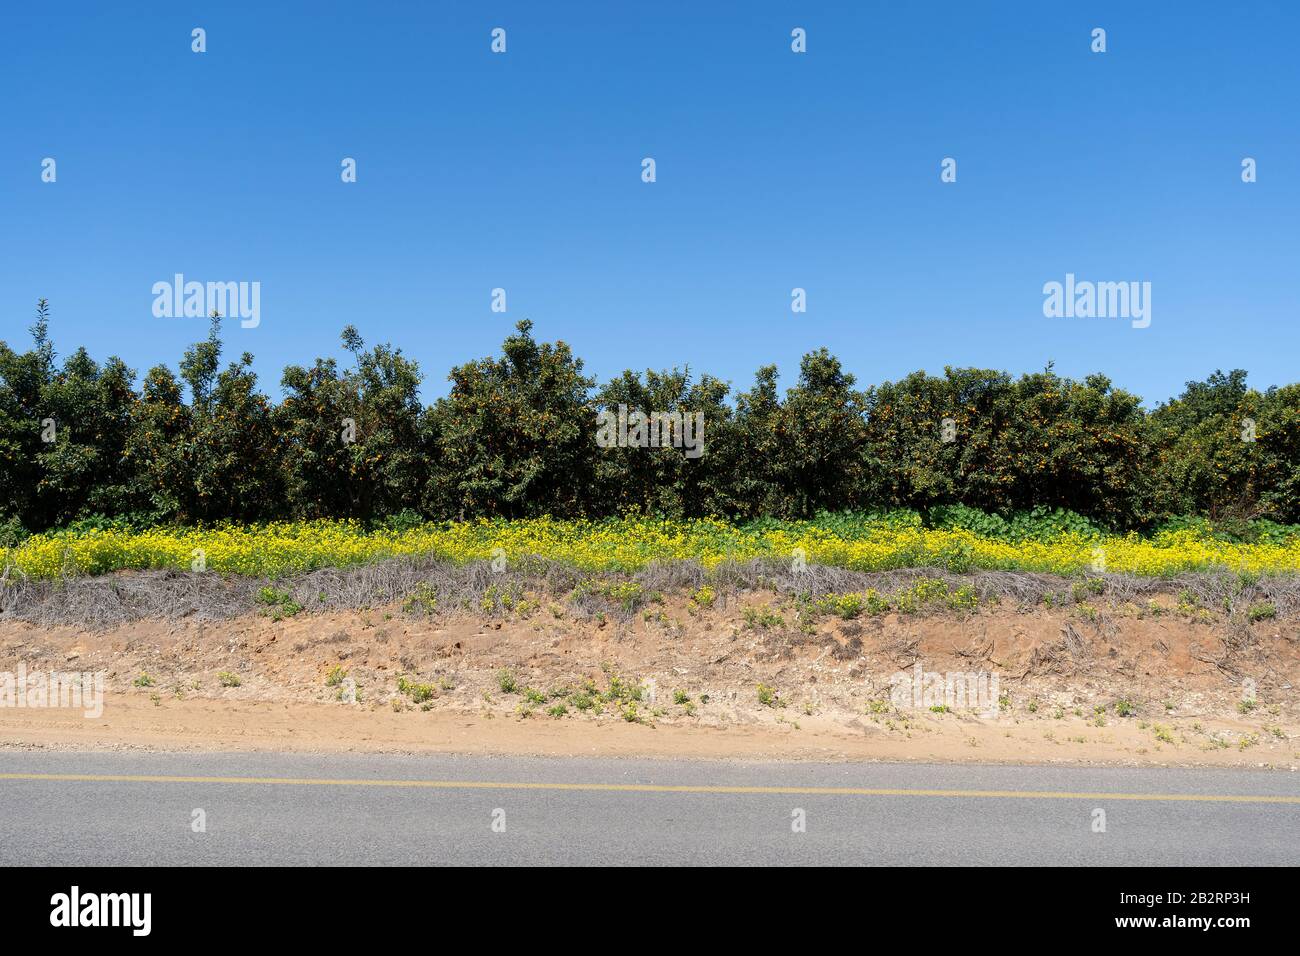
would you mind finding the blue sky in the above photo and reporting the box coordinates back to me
[3,1,1297,406]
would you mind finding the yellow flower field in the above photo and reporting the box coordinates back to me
[3,517,1299,580]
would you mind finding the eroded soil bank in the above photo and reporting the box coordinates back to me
[2,566,1296,768]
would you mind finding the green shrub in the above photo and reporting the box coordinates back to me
[1248,602,1277,622]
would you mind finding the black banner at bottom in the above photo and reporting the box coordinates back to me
[0,866,1284,942]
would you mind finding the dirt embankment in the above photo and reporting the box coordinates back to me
[1,568,1297,768]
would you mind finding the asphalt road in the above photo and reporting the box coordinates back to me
[0,752,1296,865]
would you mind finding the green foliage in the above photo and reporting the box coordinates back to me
[595,366,735,517]
[727,353,871,518]
[0,516,27,547]
[822,592,865,619]
[397,675,435,703]
[929,504,1103,541]
[1247,602,1277,622]
[4,305,1300,534]
[256,585,303,620]
[279,326,430,522]
[1148,371,1300,525]
[402,583,439,615]
[864,367,1150,527]
[570,577,649,612]
[742,605,785,629]
[181,315,285,523]
[430,320,595,519]
[690,585,716,608]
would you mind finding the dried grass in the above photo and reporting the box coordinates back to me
[2,554,1298,631]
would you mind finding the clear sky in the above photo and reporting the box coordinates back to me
[3,1,1296,407]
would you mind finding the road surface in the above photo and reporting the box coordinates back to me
[1,751,1296,865]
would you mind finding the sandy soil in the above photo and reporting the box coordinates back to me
[2,590,1297,768]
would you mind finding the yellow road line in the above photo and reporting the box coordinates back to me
[0,773,1297,804]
